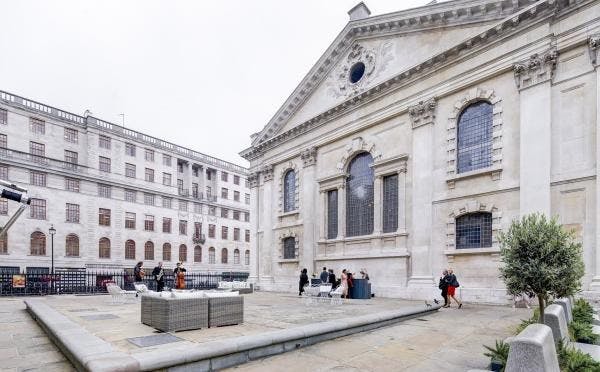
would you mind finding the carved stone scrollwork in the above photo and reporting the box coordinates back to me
[589,35,600,67]
[300,147,318,168]
[408,98,437,129]
[513,49,558,90]
[248,172,260,188]
[262,165,274,182]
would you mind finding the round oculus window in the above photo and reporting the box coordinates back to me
[349,62,366,84]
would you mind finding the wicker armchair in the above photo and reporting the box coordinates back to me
[141,294,209,332]
[208,295,244,327]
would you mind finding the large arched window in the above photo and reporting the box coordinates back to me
[346,152,374,237]
[209,247,216,264]
[99,238,111,258]
[456,212,492,249]
[65,234,79,257]
[221,248,228,264]
[457,101,493,174]
[162,243,171,261]
[144,241,154,260]
[179,244,187,262]
[125,240,136,260]
[0,232,7,254]
[234,249,240,264]
[283,169,296,212]
[194,245,202,262]
[283,237,295,259]
[244,250,250,265]
[30,232,46,256]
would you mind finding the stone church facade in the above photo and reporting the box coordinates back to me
[241,0,600,303]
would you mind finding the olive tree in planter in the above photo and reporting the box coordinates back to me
[498,213,584,323]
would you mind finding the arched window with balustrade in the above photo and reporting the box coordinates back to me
[234,249,240,264]
[179,244,187,262]
[145,241,154,260]
[221,248,228,264]
[30,232,46,256]
[244,250,250,265]
[209,247,215,264]
[194,245,202,262]
[162,243,171,261]
[125,240,136,260]
[457,101,493,174]
[65,234,79,257]
[99,238,111,258]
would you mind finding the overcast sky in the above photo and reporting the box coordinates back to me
[1,0,434,166]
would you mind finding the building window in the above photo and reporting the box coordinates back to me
[30,199,46,220]
[64,150,78,167]
[194,245,202,262]
[245,250,250,265]
[125,189,136,203]
[30,118,45,134]
[0,165,7,180]
[99,156,111,172]
[162,197,172,209]
[221,208,228,218]
[163,154,172,166]
[234,175,240,185]
[234,249,240,264]
[221,188,228,199]
[99,135,111,149]
[327,189,338,239]
[179,244,187,262]
[30,171,46,187]
[346,152,374,237]
[177,162,183,173]
[145,149,154,162]
[125,212,136,229]
[145,168,154,182]
[163,218,172,233]
[283,170,296,212]
[144,241,154,260]
[144,193,155,206]
[30,232,46,255]
[206,186,212,198]
[65,234,79,257]
[0,134,6,149]
[65,203,80,223]
[179,200,188,212]
[0,108,7,125]
[162,243,171,261]
[0,200,7,215]
[245,229,250,243]
[125,143,136,156]
[125,240,136,260]
[245,193,250,205]
[64,128,78,143]
[221,248,228,264]
[221,226,228,240]
[233,210,240,220]
[209,247,215,264]
[163,172,171,186]
[283,237,295,259]
[179,220,187,235]
[65,177,80,192]
[209,206,216,216]
[382,174,398,233]
[193,167,199,177]
[456,212,493,249]
[194,222,202,238]
[234,228,240,241]
[125,163,136,178]
[208,224,215,238]
[244,212,249,222]
[234,191,240,202]
[99,208,111,226]
[457,101,493,174]
[144,215,154,231]
[98,184,111,198]
[206,170,212,181]
[30,141,45,158]
[192,183,199,198]
[99,238,111,258]
[221,171,228,182]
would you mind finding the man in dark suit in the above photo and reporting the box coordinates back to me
[319,267,329,284]
[328,269,336,289]
[152,262,165,292]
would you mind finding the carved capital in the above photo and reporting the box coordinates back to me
[513,48,558,90]
[408,98,437,129]
[589,35,600,67]
[262,165,274,182]
[300,147,318,168]
[248,172,260,188]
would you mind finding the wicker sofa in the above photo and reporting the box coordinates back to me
[206,293,244,327]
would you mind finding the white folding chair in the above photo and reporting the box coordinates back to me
[329,286,344,305]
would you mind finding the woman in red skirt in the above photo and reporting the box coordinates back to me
[443,269,463,309]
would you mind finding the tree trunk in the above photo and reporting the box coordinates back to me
[538,295,545,324]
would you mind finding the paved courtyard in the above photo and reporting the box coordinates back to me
[0,292,530,371]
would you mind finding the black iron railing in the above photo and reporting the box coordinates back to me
[0,270,248,296]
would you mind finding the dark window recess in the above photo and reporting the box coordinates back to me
[349,62,366,83]
[346,152,374,237]
[455,212,493,249]
[327,189,338,239]
[283,170,295,212]
[283,237,295,259]
[457,101,493,173]
[382,174,398,233]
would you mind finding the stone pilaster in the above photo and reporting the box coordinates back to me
[300,149,317,273]
[373,175,383,235]
[398,161,407,234]
[514,48,557,216]
[259,165,274,288]
[588,36,600,288]
[248,171,260,284]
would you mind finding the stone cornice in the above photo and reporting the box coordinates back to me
[513,47,558,90]
[408,98,437,129]
[248,172,260,188]
[589,34,600,67]
[241,0,571,161]
[262,165,274,182]
[300,147,318,168]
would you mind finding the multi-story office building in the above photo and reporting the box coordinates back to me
[0,90,251,274]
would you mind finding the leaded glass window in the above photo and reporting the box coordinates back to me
[327,190,338,239]
[346,153,374,237]
[457,101,493,173]
[283,170,296,212]
[382,174,398,233]
[456,212,492,249]
[283,237,295,259]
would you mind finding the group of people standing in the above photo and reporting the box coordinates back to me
[133,261,187,291]
[299,267,369,299]
[438,269,462,308]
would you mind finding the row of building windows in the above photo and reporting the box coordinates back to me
[0,232,250,264]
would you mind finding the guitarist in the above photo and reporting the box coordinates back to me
[152,261,165,292]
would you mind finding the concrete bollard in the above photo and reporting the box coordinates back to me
[505,323,560,372]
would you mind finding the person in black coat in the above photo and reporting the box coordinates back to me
[298,268,309,296]
[439,269,449,307]
[152,262,165,292]
[328,269,336,289]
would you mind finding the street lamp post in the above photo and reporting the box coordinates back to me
[49,225,56,294]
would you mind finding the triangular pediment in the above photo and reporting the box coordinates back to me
[249,0,531,147]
